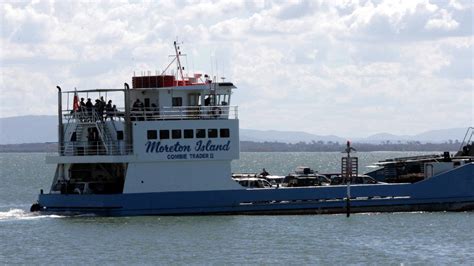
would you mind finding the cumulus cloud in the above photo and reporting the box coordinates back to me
[425,9,459,30]
[0,0,472,137]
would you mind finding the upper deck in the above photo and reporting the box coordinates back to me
[56,80,238,157]
[52,42,240,161]
[62,82,238,124]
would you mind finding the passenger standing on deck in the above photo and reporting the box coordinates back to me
[94,99,103,121]
[99,96,106,119]
[85,98,93,121]
[133,99,144,110]
[80,98,86,110]
[204,96,211,106]
[105,100,113,120]
[100,96,106,108]
[133,99,144,121]
[77,98,86,121]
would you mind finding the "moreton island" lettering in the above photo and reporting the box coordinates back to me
[146,141,191,153]
[145,140,231,153]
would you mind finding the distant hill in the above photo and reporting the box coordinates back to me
[0,115,57,144]
[415,128,468,142]
[240,129,345,143]
[0,115,469,144]
[357,128,468,144]
[0,142,57,152]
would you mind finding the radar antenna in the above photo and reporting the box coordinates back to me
[161,40,187,81]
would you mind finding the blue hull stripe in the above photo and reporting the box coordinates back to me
[37,163,474,216]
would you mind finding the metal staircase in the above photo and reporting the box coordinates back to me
[75,123,86,142]
[67,112,116,156]
[94,120,112,154]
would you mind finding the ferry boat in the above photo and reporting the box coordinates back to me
[31,43,474,216]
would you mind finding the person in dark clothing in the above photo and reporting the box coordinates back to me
[105,100,113,120]
[80,98,86,110]
[77,98,86,121]
[204,96,211,106]
[94,99,103,121]
[85,98,93,121]
[100,96,106,108]
[130,99,142,120]
[133,99,144,110]
[105,100,112,111]
[99,97,106,118]
[85,98,93,109]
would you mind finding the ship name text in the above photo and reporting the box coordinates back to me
[145,140,231,154]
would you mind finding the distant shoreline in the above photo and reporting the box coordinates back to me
[0,143,58,153]
[0,141,460,153]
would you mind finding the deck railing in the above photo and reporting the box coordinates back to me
[63,106,238,122]
[61,141,133,156]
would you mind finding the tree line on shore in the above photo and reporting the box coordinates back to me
[240,140,461,152]
[0,140,462,153]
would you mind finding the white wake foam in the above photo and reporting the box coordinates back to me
[0,208,64,221]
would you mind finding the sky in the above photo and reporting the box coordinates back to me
[0,0,473,137]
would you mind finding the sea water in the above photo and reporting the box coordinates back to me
[0,152,473,264]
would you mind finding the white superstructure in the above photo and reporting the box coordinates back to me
[47,42,243,196]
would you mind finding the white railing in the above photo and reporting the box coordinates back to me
[63,106,238,122]
[61,141,133,156]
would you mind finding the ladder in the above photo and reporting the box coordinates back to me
[94,120,113,155]
[341,157,358,181]
[73,117,115,155]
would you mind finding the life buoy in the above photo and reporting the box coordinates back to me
[211,107,222,118]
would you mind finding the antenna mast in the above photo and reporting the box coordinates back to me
[174,41,185,80]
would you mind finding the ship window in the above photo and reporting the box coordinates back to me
[196,129,206,138]
[117,131,124,140]
[221,94,229,105]
[220,128,230,138]
[172,97,182,107]
[160,130,170,139]
[204,94,217,106]
[188,93,200,106]
[208,129,218,138]
[147,130,157,139]
[71,132,77,142]
[172,129,182,139]
[184,129,193,139]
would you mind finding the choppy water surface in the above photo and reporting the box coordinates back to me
[0,152,473,264]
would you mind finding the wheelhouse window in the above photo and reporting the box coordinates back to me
[220,128,230,138]
[172,129,182,139]
[208,129,218,138]
[160,130,170,139]
[147,130,157,139]
[216,94,230,105]
[188,93,200,106]
[196,129,206,138]
[184,129,193,139]
[172,97,182,107]
[206,94,230,106]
